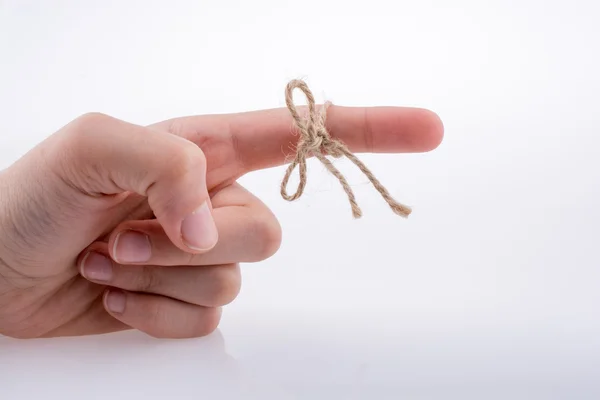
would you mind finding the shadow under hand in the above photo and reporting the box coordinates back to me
[0,329,242,398]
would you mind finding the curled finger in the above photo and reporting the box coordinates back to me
[102,289,222,339]
[79,250,241,307]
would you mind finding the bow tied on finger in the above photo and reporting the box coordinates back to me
[280,79,412,219]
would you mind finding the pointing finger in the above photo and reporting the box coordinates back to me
[153,105,444,176]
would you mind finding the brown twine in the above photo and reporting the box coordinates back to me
[280,79,412,218]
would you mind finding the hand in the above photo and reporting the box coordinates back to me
[0,105,443,339]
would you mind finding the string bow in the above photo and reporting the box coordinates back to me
[281,79,412,218]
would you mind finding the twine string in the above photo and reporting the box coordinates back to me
[280,79,412,218]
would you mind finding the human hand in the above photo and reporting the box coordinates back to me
[0,105,443,339]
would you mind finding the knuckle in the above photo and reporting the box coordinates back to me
[152,143,207,218]
[67,112,111,139]
[74,112,111,126]
[134,298,173,339]
[165,118,184,137]
[204,264,241,307]
[250,213,282,261]
[46,112,115,195]
[134,265,161,292]
[167,141,207,178]
[60,113,109,168]
[189,307,222,338]
[140,301,222,339]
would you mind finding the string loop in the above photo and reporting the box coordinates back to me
[281,79,412,218]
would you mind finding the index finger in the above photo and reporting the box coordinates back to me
[152,105,444,174]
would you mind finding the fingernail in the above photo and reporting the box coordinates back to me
[113,230,151,263]
[80,252,113,282]
[181,202,218,251]
[106,290,126,314]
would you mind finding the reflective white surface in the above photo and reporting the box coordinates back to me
[1,0,600,398]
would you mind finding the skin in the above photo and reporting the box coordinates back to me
[0,105,443,339]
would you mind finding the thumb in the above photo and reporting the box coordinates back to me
[52,112,217,253]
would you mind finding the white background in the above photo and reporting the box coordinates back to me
[1,0,599,398]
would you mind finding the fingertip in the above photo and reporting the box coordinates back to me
[381,107,444,153]
[180,201,219,253]
[415,108,444,152]
[330,105,445,154]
